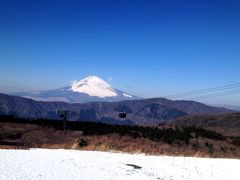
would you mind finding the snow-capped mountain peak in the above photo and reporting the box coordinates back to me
[11,75,138,103]
[70,76,117,98]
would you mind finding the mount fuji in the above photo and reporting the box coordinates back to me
[13,76,139,103]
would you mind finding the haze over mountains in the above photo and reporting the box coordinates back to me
[0,75,235,125]
[0,93,231,125]
[12,76,138,103]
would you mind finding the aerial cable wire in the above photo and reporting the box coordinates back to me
[186,89,240,100]
[164,83,240,99]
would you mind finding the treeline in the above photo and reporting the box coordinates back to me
[0,115,226,145]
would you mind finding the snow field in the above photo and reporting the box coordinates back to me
[0,149,239,180]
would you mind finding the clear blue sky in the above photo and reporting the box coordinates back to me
[0,0,240,105]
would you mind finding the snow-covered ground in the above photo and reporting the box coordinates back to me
[0,149,239,180]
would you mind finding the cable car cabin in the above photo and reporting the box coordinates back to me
[119,112,127,118]
[59,113,65,118]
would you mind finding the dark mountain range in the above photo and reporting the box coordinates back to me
[0,93,232,125]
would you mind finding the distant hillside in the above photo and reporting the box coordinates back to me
[170,113,240,136]
[0,93,232,125]
[1,116,239,158]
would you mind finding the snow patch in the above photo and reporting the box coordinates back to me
[70,76,117,98]
[23,96,70,103]
[123,93,133,98]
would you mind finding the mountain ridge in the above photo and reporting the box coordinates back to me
[0,93,232,125]
[170,112,240,136]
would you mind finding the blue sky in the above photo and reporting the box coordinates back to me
[0,0,240,105]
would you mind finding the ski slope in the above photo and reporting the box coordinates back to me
[0,149,239,180]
